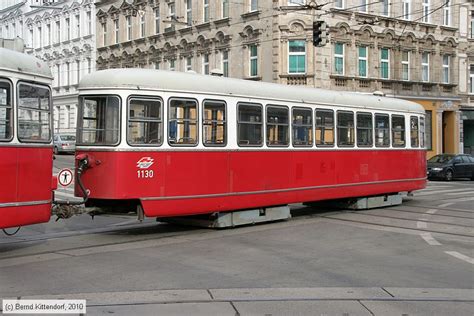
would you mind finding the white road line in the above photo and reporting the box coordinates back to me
[445,251,474,265]
[426,209,438,215]
[446,191,474,196]
[420,232,442,246]
[438,203,454,208]
[439,197,474,203]
[416,221,427,229]
[416,188,472,196]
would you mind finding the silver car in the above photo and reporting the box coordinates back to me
[53,134,76,154]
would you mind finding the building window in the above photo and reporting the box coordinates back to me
[114,19,119,44]
[56,64,61,87]
[169,59,176,71]
[442,55,450,84]
[46,23,51,46]
[65,62,70,86]
[56,21,60,44]
[469,65,474,94]
[76,60,80,84]
[86,11,92,35]
[315,109,334,146]
[443,0,450,26]
[266,106,289,146]
[334,43,344,75]
[222,0,229,18]
[288,40,306,74]
[380,48,390,79]
[356,112,373,147]
[382,0,390,17]
[186,0,192,26]
[401,51,410,81]
[75,14,80,38]
[238,103,262,146]
[186,57,192,71]
[402,0,410,20]
[358,46,368,77]
[29,28,33,47]
[37,26,42,48]
[337,111,355,147]
[471,14,474,39]
[222,51,229,77]
[102,22,107,45]
[250,0,258,11]
[292,107,313,147]
[391,115,405,147]
[128,97,163,146]
[425,110,432,150]
[249,44,258,77]
[155,7,160,34]
[65,18,70,41]
[359,0,367,13]
[140,14,145,38]
[422,52,429,82]
[203,54,209,75]
[203,100,226,146]
[203,0,209,22]
[87,58,91,73]
[126,16,132,41]
[335,0,343,9]
[289,0,305,5]
[422,0,430,23]
[168,98,198,146]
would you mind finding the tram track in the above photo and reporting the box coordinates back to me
[379,207,474,220]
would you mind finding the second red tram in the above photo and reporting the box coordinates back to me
[75,69,426,218]
[0,48,55,229]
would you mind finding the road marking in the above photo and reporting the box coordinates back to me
[445,251,474,265]
[438,203,454,208]
[416,221,427,229]
[439,197,474,203]
[416,188,472,196]
[420,233,442,246]
[446,191,474,196]
[426,209,438,215]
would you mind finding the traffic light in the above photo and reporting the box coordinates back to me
[313,21,328,47]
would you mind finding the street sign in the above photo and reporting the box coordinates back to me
[58,168,74,187]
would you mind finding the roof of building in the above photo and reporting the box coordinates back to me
[0,47,52,79]
[79,69,425,113]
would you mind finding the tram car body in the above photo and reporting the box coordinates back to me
[75,69,426,218]
[0,48,54,229]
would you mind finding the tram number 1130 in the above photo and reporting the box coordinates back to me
[137,170,154,178]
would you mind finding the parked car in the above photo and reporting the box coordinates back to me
[53,134,76,154]
[427,154,474,181]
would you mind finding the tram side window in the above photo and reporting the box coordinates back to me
[357,112,373,147]
[203,100,226,146]
[315,109,334,146]
[410,116,419,148]
[238,103,262,146]
[17,82,51,142]
[292,107,313,147]
[337,111,355,147]
[169,98,198,146]
[375,114,390,147]
[420,116,425,148]
[128,97,162,146]
[78,96,120,145]
[266,105,289,146]
[391,115,406,147]
[0,81,12,141]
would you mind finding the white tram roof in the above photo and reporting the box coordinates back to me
[0,47,52,79]
[79,69,424,113]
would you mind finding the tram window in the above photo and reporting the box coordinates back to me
[375,114,390,147]
[410,116,419,148]
[78,96,120,145]
[356,112,373,147]
[168,98,198,146]
[292,107,313,147]
[128,97,162,146]
[17,82,51,143]
[315,109,334,146]
[391,115,406,147]
[203,100,226,146]
[0,81,12,141]
[337,111,355,147]
[420,116,425,148]
[266,105,289,147]
[237,103,262,146]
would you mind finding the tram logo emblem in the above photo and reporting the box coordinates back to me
[137,157,154,169]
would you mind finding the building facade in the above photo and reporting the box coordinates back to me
[95,0,471,157]
[0,0,96,134]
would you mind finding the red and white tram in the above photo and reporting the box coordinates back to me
[0,48,55,230]
[75,69,426,220]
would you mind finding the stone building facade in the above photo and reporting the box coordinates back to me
[0,0,96,134]
[95,0,471,157]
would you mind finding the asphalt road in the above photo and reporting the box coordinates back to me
[0,155,472,315]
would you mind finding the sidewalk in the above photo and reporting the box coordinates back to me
[6,287,473,316]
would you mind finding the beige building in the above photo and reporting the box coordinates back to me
[95,0,473,157]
